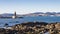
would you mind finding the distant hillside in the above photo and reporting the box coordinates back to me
[24,12,58,16]
[0,12,60,17]
[32,12,44,14]
[24,12,44,16]
[0,13,21,17]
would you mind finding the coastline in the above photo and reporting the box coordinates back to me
[0,22,60,34]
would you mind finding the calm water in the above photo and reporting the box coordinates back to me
[0,16,60,27]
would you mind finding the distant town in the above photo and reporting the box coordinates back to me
[0,12,60,19]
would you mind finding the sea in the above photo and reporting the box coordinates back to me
[0,16,60,27]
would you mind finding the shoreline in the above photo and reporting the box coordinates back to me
[0,22,60,34]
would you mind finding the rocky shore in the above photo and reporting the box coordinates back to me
[0,22,60,34]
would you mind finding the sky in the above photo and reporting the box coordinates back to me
[0,0,60,14]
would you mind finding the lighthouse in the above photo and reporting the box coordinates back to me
[12,11,17,19]
[14,11,16,17]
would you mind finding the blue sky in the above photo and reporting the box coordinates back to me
[0,0,60,14]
